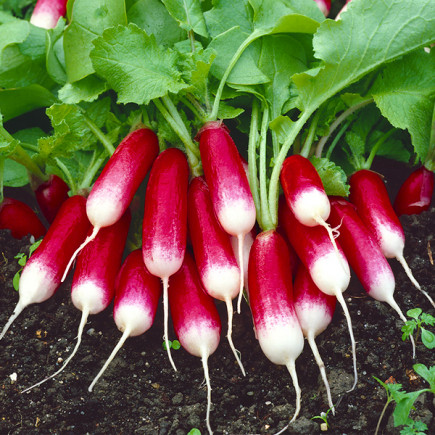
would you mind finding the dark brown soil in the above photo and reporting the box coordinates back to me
[1,171,434,435]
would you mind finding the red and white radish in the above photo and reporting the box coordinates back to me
[0,197,46,240]
[168,251,221,435]
[293,264,336,413]
[62,128,159,281]
[88,249,162,392]
[247,230,304,423]
[34,174,70,224]
[188,176,245,376]
[348,169,432,307]
[30,0,68,29]
[314,0,331,16]
[280,155,342,263]
[0,196,89,341]
[198,121,256,313]
[21,210,131,393]
[394,166,434,217]
[278,197,358,391]
[327,196,417,355]
[142,147,189,371]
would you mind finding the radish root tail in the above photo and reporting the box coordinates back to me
[61,226,100,282]
[88,327,131,392]
[307,332,335,415]
[387,296,417,359]
[162,276,177,372]
[396,254,435,309]
[225,299,246,376]
[236,233,245,314]
[0,302,25,341]
[201,350,213,435]
[21,308,90,394]
[286,359,301,423]
[335,291,358,392]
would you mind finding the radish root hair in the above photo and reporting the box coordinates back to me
[21,308,90,393]
[61,226,100,282]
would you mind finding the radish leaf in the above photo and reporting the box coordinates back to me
[91,24,189,105]
[162,0,208,38]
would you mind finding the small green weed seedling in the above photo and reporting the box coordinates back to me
[311,406,334,429]
[401,308,435,349]
[162,339,181,351]
[187,429,201,435]
[374,364,435,435]
[12,239,42,290]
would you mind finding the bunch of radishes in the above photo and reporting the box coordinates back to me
[1,0,434,433]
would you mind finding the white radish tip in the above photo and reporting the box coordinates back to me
[162,277,177,372]
[61,226,100,282]
[0,303,25,341]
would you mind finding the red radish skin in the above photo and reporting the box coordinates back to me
[0,197,46,240]
[276,226,300,278]
[278,197,358,391]
[21,210,131,393]
[349,170,428,303]
[280,155,341,260]
[188,177,245,376]
[198,121,256,313]
[293,264,336,413]
[35,175,70,224]
[394,167,434,216]
[34,175,70,224]
[168,252,222,435]
[248,230,304,423]
[314,0,331,16]
[89,249,162,392]
[142,148,189,371]
[30,0,68,29]
[327,196,418,355]
[0,196,89,341]
[63,128,159,281]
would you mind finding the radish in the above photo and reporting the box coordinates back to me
[348,169,432,306]
[188,176,245,376]
[394,166,434,217]
[280,155,342,262]
[88,249,162,392]
[34,174,70,224]
[278,197,358,391]
[30,0,68,29]
[327,196,418,356]
[247,230,304,423]
[21,210,131,393]
[314,0,331,16]
[293,264,336,414]
[142,147,189,371]
[168,251,221,435]
[62,128,159,281]
[0,195,89,341]
[197,121,256,313]
[0,197,46,240]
